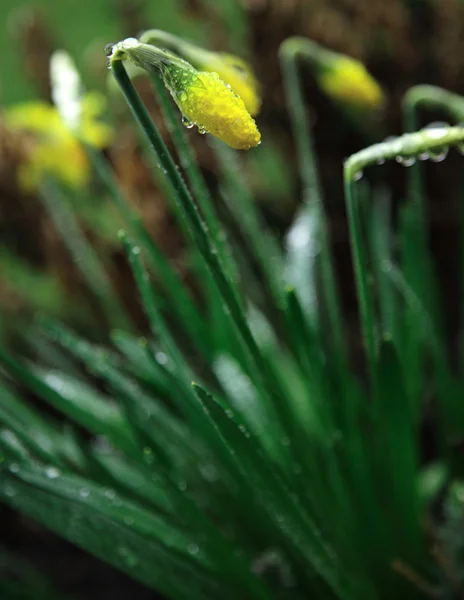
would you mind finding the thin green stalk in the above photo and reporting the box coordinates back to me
[402,84,464,369]
[211,138,285,308]
[279,38,345,360]
[39,179,131,331]
[344,124,464,390]
[119,231,193,384]
[402,85,464,257]
[86,146,211,357]
[148,72,238,286]
[343,172,378,387]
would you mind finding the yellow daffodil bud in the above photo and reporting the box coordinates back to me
[317,56,384,111]
[140,30,262,116]
[108,39,261,150]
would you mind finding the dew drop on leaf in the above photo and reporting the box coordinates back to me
[3,484,16,498]
[118,547,139,568]
[45,466,61,480]
[79,487,90,499]
[104,488,116,501]
[187,543,199,556]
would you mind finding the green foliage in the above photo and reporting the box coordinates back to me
[2,28,464,600]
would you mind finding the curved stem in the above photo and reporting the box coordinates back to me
[279,37,345,360]
[344,123,464,388]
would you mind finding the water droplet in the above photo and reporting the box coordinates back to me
[197,125,208,135]
[132,246,141,255]
[3,484,16,498]
[353,170,364,181]
[79,487,90,499]
[376,157,386,166]
[243,144,251,150]
[45,467,61,480]
[143,447,155,464]
[118,546,138,568]
[429,147,449,163]
[187,543,199,555]
[104,488,116,500]
[396,155,416,167]
[181,114,194,128]
[178,481,187,492]
[9,463,20,474]
[200,464,219,482]
[418,152,430,161]
[124,516,134,526]
[155,352,168,365]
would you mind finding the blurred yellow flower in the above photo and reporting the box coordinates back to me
[4,92,113,192]
[140,30,262,116]
[317,57,384,110]
[109,39,261,150]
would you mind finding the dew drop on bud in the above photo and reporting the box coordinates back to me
[181,115,194,129]
[353,170,364,181]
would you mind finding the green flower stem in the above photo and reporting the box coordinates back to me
[39,180,132,331]
[120,231,194,385]
[111,60,292,437]
[344,124,464,387]
[402,85,464,230]
[148,72,238,286]
[211,138,285,309]
[279,38,345,361]
[402,85,464,367]
[86,146,211,356]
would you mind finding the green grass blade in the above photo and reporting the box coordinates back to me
[39,179,131,330]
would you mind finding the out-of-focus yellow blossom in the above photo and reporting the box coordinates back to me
[108,39,261,150]
[4,93,113,192]
[140,30,262,116]
[317,56,384,110]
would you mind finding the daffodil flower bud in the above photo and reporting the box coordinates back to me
[316,56,384,111]
[107,38,261,150]
[139,30,261,116]
[280,37,384,112]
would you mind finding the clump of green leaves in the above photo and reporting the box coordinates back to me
[2,31,464,600]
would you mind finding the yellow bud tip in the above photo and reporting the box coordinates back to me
[318,57,384,110]
[203,54,261,117]
[172,71,261,150]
